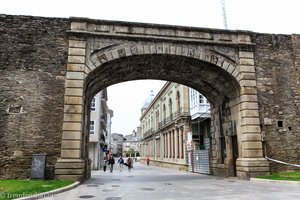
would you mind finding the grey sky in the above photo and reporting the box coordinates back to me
[1,0,299,135]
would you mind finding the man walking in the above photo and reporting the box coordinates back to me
[108,155,115,173]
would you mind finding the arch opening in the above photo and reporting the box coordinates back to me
[57,39,269,181]
[84,54,240,107]
[80,54,243,178]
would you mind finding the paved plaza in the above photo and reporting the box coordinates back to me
[41,162,300,200]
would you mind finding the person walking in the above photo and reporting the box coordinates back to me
[146,156,150,166]
[127,157,132,171]
[117,156,124,171]
[108,155,115,173]
[102,156,108,172]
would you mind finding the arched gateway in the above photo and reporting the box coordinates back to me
[55,19,270,180]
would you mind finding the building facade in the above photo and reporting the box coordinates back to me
[123,129,142,158]
[188,88,211,174]
[88,90,108,170]
[189,88,211,150]
[140,82,190,170]
[110,133,124,157]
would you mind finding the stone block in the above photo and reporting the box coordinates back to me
[55,168,84,175]
[67,63,86,72]
[65,80,84,88]
[62,131,82,140]
[242,141,263,150]
[240,94,258,102]
[239,79,257,87]
[240,102,259,110]
[242,149,263,158]
[69,40,86,48]
[232,69,239,78]
[63,113,82,122]
[239,58,254,65]
[110,49,120,60]
[237,166,270,172]
[227,64,235,74]
[61,140,81,149]
[64,96,83,105]
[241,109,259,118]
[71,22,87,30]
[68,48,86,56]
[55,160,84,168]
[238,34,251,43]
[13,150,23,157]
[241,117,260,126]
[61,149,81,158]
[85,66,92,74]
[240,72,256,80]
[90,55,101,67]
[66,71,85,80]
[170,46,176,54]
[55,175,83,181]
[68,55,85,64]
[241,134,262,142]
[63,122,82,131]
[55,162,84,169]
[239,65,255,73]
[241,126,261,134]
[65,88,83,96]
[240,87,258,95]
[239,51,254,58]
[64,105,83,113]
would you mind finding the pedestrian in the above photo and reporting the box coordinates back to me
[146,156,150,166]
[127,157,132,171]
[102,156,108,172]
[117,156,124,171]
[108,155,115,173]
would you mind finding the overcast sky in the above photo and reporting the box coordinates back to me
[1,0,300,135]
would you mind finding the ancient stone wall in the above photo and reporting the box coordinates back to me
[1,14,299,179]
[0,15,69,179]
[254,33,300,172]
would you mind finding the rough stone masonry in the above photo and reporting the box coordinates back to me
[0,14,299,179]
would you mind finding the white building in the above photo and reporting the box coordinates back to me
[123,129,141,158]
[189,88,211,149]
[89,89,110,170]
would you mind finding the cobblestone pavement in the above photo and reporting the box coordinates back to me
[42,162,300,200]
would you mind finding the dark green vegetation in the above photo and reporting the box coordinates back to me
[257,171,300,181]
[0,179,74,200]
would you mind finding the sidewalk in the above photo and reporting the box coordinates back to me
[38,162,300,200]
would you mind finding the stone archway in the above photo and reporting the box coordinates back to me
[54,19,269,180]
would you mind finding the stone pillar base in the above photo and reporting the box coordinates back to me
[55,158,85,181]
[236,158,270,180]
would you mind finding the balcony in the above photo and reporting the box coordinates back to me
[158,108,189,128]
[143,128,153,139]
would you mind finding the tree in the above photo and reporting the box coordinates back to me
[126,148,135,157]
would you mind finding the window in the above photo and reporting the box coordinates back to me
[91,98,96,111]
[176,91,181,111]
[163,104,166,121]
[199,94,204,104]
[169,98,172,119]
[90,121,95,134]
